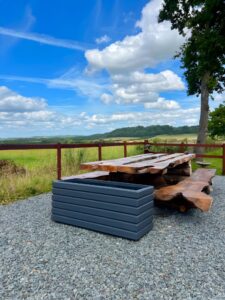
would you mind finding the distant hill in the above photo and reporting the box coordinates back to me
[89,125,198,139]
[0,125,198,144]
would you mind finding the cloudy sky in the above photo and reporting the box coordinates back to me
[0,0,223,138]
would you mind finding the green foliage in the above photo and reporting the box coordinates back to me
[64,149,87,175]
[208,103,225,138]
[133,145,144,155]
[159,0,225,96]
[103,125,198,138]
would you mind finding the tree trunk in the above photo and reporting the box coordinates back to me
[195,72,210,158]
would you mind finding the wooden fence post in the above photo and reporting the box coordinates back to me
[223,144,225,175]
[57,143,62,180]
[179,142,185,153]
[144,139,148,154]
[98,144,102,161]
[124,141,127,157]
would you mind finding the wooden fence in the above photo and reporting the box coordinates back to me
[0,140,224,179]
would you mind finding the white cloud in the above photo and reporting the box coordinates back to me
[100,93,113,104]
[144,97,180,109]
[0,86,47,112]
[101,70,184,105]
[0,104,81,131]
[111,70,184,91]
[85,0,184,73]
[207,92,225,112]
[0,110,60,130]
[0,72,109,100]
[0,6,36,54]
[48,67,109,98]
[0,86,200,137]
[84,0,185,108]
[95,35,111,44]
[0,26,88,51]
[212,92,225,102]
[0,0,188,124]
[82,108,200,127]
[0,68,185,108]
[0,86,63,131]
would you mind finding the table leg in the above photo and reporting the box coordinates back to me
[166,161,192,176]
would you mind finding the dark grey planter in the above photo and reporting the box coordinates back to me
[52,178,154,240]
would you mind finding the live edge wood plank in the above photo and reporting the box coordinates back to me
[81,153,195,175]
[80,153,166,172]
[154,168,216,212]
[116,153,183,174]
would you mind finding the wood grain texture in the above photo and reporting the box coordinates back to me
[81,153,195,175]
[155,168,216,212]
[80,153,165,172]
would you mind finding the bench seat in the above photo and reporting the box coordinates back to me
[155,168,216,212]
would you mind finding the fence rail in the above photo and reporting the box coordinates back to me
[0,141,224,179]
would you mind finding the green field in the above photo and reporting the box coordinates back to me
[150,133,197,142]
[0,135,223,204]
[0,144,143,204]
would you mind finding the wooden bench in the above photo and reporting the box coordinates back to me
[62,171,109,181]
[154,168,216,212]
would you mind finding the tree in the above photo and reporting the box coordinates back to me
[208,103,225,139]
[158,0,225,153]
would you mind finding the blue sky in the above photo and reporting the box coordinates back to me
[0,0,222,138]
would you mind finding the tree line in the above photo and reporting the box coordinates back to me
[0,125,199,144]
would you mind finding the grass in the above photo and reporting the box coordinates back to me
[0,135,223,204]
[0,145,143,204]
[149,133,197,142]
[192,148,223,175]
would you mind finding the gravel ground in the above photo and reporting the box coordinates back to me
[1,176,225,300]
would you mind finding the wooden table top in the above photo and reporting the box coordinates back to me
[80,153,196,175]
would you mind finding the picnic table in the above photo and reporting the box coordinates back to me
[81,152,195,194]
[81,152,216,212]
[81,152,195,176]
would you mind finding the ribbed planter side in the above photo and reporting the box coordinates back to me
[52,179,154,240]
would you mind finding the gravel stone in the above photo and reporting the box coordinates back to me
[1,176,225,300]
